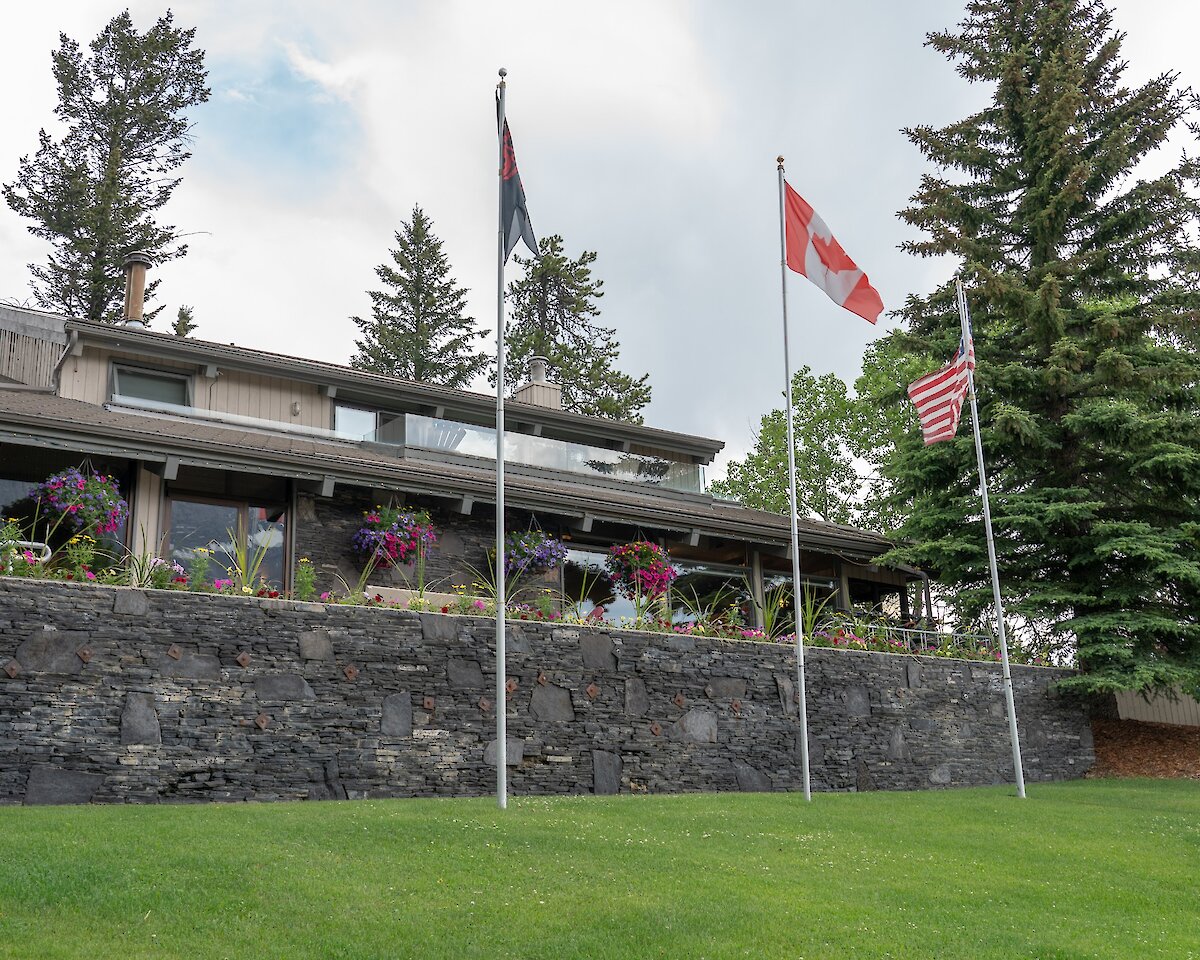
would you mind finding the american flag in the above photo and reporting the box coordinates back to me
[907,336,976,445]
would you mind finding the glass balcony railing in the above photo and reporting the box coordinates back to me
[365,413,704,493]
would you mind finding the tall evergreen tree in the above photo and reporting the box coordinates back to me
[504,235,651,422]
[350,206,487,388]
[3,11,209,324]
[887,0,1200,694]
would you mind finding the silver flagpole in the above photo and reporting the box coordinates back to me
[495,67,509,809]
[776,157,812,802]
[955,278,1026,799]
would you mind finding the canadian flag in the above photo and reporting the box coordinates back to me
[784,181,884,324]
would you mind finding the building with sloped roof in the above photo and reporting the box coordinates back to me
[0,282,929,625]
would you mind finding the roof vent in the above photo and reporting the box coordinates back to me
[121,251,154,328]
[513,356,562,410]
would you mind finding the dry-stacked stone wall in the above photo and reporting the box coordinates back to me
[0,578,1094,804]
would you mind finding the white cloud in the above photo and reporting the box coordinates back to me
[279,40,363,103]
[1,0,1198,467]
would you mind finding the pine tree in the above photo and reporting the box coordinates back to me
[350,206,487,388]
[888,0,1200,694]
[2,11,209,324]
[172,304,197,337]
[504,235,651,422]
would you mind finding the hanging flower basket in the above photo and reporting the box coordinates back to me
[605,540,676,600]
[30,468,127,535]
[503,530,568,576]
[351,506,437,568]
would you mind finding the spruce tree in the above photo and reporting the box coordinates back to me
[888,0,1200,694]
[3,11,209,324]
[350,206,488,388]
[172,304,197,337]
[504,235,651,422]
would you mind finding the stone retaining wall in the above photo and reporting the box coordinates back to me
[0,579,1094,804]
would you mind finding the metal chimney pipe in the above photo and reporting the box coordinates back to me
[528,355,549,383]
[121,250,155,327]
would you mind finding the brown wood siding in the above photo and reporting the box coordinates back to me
[58,347,332,429]
[207,370,329,428]
[0,331,60,387]
[1116,688,1200,727]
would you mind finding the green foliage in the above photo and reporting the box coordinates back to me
[711,337,924,531]
[711,366,857,524]
[2,11,209,324]
[292,557,317,602]
[351,206,488,389]
[504,235,651,422]
[886,0,1200,694]
[172,304,198,337]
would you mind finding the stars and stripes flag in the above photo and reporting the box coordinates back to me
[784,181,884,323]
[907,334,976,444]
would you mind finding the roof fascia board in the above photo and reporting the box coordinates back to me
[0,418,894,559]
[67,321,723,462]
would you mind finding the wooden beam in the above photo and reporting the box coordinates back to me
[319,384,337,399]
[457,496,473,515]
[320,476,336,498]
[686,529,701,547]
[147,456,179,481]
[573,514,594,533]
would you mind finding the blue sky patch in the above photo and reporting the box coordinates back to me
[199,42,359,191]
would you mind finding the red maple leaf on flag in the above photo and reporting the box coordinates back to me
[812,232,858,273]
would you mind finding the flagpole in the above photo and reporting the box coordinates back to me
[776,157,812,802]
[955,278,1026,799]
[495,67,509,809]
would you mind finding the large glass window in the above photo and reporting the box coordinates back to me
[113,366,189,405]
[669,561,753,626]
[405,413,703,492]
[0,453,130,561]
[562,547,636,622]
[166,496,287,588]
[333,404,377,441]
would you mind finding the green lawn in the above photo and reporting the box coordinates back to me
[0,780,1196,960]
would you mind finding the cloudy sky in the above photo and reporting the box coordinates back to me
[0,1,1195,477]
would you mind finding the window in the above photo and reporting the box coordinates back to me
[333,404,377,441]
[669,560,753,626]
[164,495,288,588]
[113,365,189,406]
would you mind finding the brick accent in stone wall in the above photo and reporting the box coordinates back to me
[0,578,1094,804]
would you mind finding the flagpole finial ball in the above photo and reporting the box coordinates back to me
[776,155,785,169]
[499,67,508,78]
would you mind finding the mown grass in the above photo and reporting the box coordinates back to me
[0,779,1197,959]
